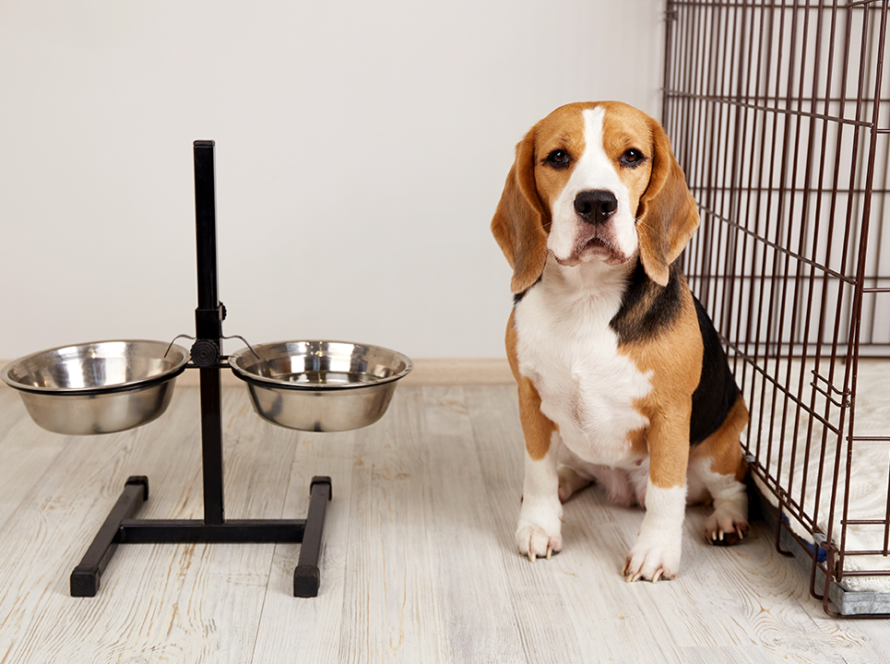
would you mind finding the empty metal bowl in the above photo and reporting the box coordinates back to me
[1,340,190,435]
[228,340,413,432]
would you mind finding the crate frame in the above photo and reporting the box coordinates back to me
[663,0,890,615]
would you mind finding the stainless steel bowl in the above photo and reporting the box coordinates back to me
[228,340,413,432]
[1,340,190,435]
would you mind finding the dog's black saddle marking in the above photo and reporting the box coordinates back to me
[689,295,740,445]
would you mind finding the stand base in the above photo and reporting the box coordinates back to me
[71,475,332,598]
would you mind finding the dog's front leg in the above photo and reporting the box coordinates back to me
[624,414,689,582]
[515,376,563,561]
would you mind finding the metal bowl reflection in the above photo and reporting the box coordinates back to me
[228,340,413,432]
[1,340,190,435]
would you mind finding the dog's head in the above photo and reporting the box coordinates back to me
[491,101,699,292]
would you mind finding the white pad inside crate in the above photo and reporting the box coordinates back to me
[745,358,890,593]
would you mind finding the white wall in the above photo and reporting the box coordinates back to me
[0,0,664,361]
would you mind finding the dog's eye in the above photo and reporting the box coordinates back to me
[620,149,644,167]
[545,150,570,168]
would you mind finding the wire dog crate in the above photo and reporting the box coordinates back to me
[663,0,890,615]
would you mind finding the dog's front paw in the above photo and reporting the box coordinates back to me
[516,496,563,561]
[623,537,681,583]
[516,524,562,561]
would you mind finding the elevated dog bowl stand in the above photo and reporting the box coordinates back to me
[69,141,332,599]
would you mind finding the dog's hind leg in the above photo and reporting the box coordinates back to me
[696,462,749,546]
[557,466,592,503]
[689,396,750,546]
[556,446,594,503]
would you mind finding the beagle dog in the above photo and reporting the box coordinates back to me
[491,101,749,583]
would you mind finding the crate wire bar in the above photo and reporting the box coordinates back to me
[664,0,890,615]
[70,141,332,599]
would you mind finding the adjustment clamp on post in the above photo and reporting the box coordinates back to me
[191,339,221,367]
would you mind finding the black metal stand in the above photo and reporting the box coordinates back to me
[70,141,332,599]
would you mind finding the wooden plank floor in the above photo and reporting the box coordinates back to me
[0,384,888,663]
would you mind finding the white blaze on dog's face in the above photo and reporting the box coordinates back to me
[533,103,655,268]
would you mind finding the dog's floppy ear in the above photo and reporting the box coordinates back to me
[635,118,699,287]
[491,128,549,294]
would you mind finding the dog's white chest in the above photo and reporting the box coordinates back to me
[514,266,652,466]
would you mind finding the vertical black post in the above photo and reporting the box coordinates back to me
[194,140,225,526]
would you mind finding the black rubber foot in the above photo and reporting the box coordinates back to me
[70,567,100,597]
[126,475,150,501]
[310,476,332,500]
[293,565,320,597]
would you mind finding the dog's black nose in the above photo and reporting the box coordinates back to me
[574,190,618,223]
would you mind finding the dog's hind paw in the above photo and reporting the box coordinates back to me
[704,507,749,547]
[705,520,750,547]
[557,465,592,503]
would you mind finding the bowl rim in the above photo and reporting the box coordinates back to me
[227,339,414,391]
[0,339,191,396]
